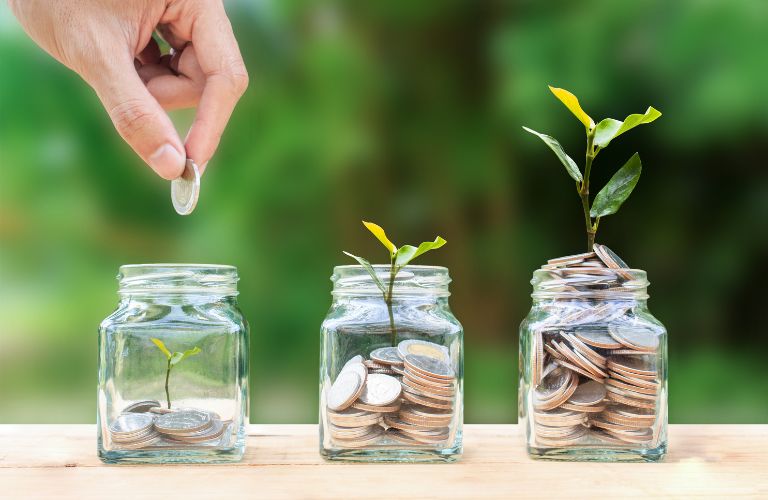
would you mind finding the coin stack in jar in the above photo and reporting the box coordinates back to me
[325,339,457,448]
[107,401,229,449]
[530,244,661,447]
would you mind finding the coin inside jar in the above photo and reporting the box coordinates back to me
[403,354,455,379]
[326,370,364,411]
[397,339,450,363]
[358,374,402,406]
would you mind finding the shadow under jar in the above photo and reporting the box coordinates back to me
[520,267,667,462]
[319,265,463,462]
[97,264,249,464]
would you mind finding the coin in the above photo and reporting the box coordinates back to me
[154,409,212,434]
[123,400,161,413]
[326,370,364,411]
[397,340,450,363]
[164,419,227,443]
[370,347,403,365]
[352,401,400,413]
[607,356,657,378]
[358,374,402,406]
[171,158,200,215]
[327,407,383,428]
[608,328,659,352]
[566,380,607,406]
[534,366,571,401]
[575,330,623,350]
[593,243,633,278]
[404,354,455,379]
[605,377,658,395]
[109,413,154,436]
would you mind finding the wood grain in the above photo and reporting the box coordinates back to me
[1,425,766,498]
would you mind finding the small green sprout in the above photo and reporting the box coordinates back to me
[523,85,661,250]
[150,338,201,409]
[344,221,446,345]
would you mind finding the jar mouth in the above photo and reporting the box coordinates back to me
[118,264,239,295]
[331,265,451,297]
[531,267,649,300]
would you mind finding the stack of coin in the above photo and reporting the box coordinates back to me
[154,408,227,444]
[325,339,457,448]
[109,413,162,449]
[528,244,661,448]
[109,403,227,449]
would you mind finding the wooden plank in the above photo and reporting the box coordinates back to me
[0,425,766,498]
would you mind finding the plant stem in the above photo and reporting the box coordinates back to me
[165,359,172,409]
[385,260,398,347]
[580,129,597,251]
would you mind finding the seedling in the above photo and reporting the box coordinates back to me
[344,221,446,345]
[150,338,201,409]
[523,86,661,250]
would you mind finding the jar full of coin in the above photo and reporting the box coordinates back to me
[97,264,249,464]
[519,245,668,461]
[319,265,463,462]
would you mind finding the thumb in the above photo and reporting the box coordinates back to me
[91,65,186,180]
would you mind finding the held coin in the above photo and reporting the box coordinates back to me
[171,159,200,215]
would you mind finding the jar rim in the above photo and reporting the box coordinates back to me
[331,264,451,297]
[118,263,239,295]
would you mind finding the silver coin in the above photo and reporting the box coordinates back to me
[154,409,212,434]
[123,400,161,413]
[109,413,154,436]
[326,370,363,411]
[164,419,227,443]
[566,380,607,406]
[404,354,455,379]
[397,340,450,363]
[370,347,403,365]
[171,158,200,215]
[358,374,402,406]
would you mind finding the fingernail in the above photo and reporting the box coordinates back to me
[149,143,185,180]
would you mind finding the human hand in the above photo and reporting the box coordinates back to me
[9,0,249,179]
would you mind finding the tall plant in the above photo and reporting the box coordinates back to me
[523,86,661,250]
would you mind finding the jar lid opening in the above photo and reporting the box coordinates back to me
[118,264,239,295]
[331,265,451,297]
[530,267,649,300]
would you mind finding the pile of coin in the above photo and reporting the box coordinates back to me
[325,339,457,448]
[529,244,662,448]
[108,401,228,449]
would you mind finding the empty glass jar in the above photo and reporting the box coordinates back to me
[97,264,249,464]
[519,255,667,462]
[319,265,463,462]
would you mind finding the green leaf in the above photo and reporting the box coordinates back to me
[151,338,172,360]
[548,86,594,129]
[362,221,397,257]
[343,251,387,294]
[590,153,642,218]
[170,346,201,366]
[394,236,447,268]
[594,107,662,148]
[522,127,583,183]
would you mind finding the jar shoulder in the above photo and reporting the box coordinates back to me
[322,298,462,336]
[100,299,247,335]
[520,301,666,336]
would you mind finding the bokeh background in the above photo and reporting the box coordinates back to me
[1,0,766,424]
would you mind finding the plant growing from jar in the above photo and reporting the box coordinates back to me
[523,86,661,250]
[344,221,446,346]
[151,338,201,409]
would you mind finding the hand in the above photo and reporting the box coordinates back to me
[9,0,249,179]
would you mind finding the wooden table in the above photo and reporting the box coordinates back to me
[1,425,766,498]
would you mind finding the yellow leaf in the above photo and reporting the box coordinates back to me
[549,86,594,129]
[362,221,397,256]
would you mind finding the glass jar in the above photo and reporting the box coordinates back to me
[520,264,667,462]
[97,264,249,464]
[319,265,463,462]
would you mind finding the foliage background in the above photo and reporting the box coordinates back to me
[1,0,766,424]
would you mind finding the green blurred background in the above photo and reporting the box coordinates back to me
[1,0,766,424]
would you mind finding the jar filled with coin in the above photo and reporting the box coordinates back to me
[319,264,464,462]
[519,245,667,461]
[97,264,249,464]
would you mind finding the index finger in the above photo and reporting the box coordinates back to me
[185,2,249,173]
